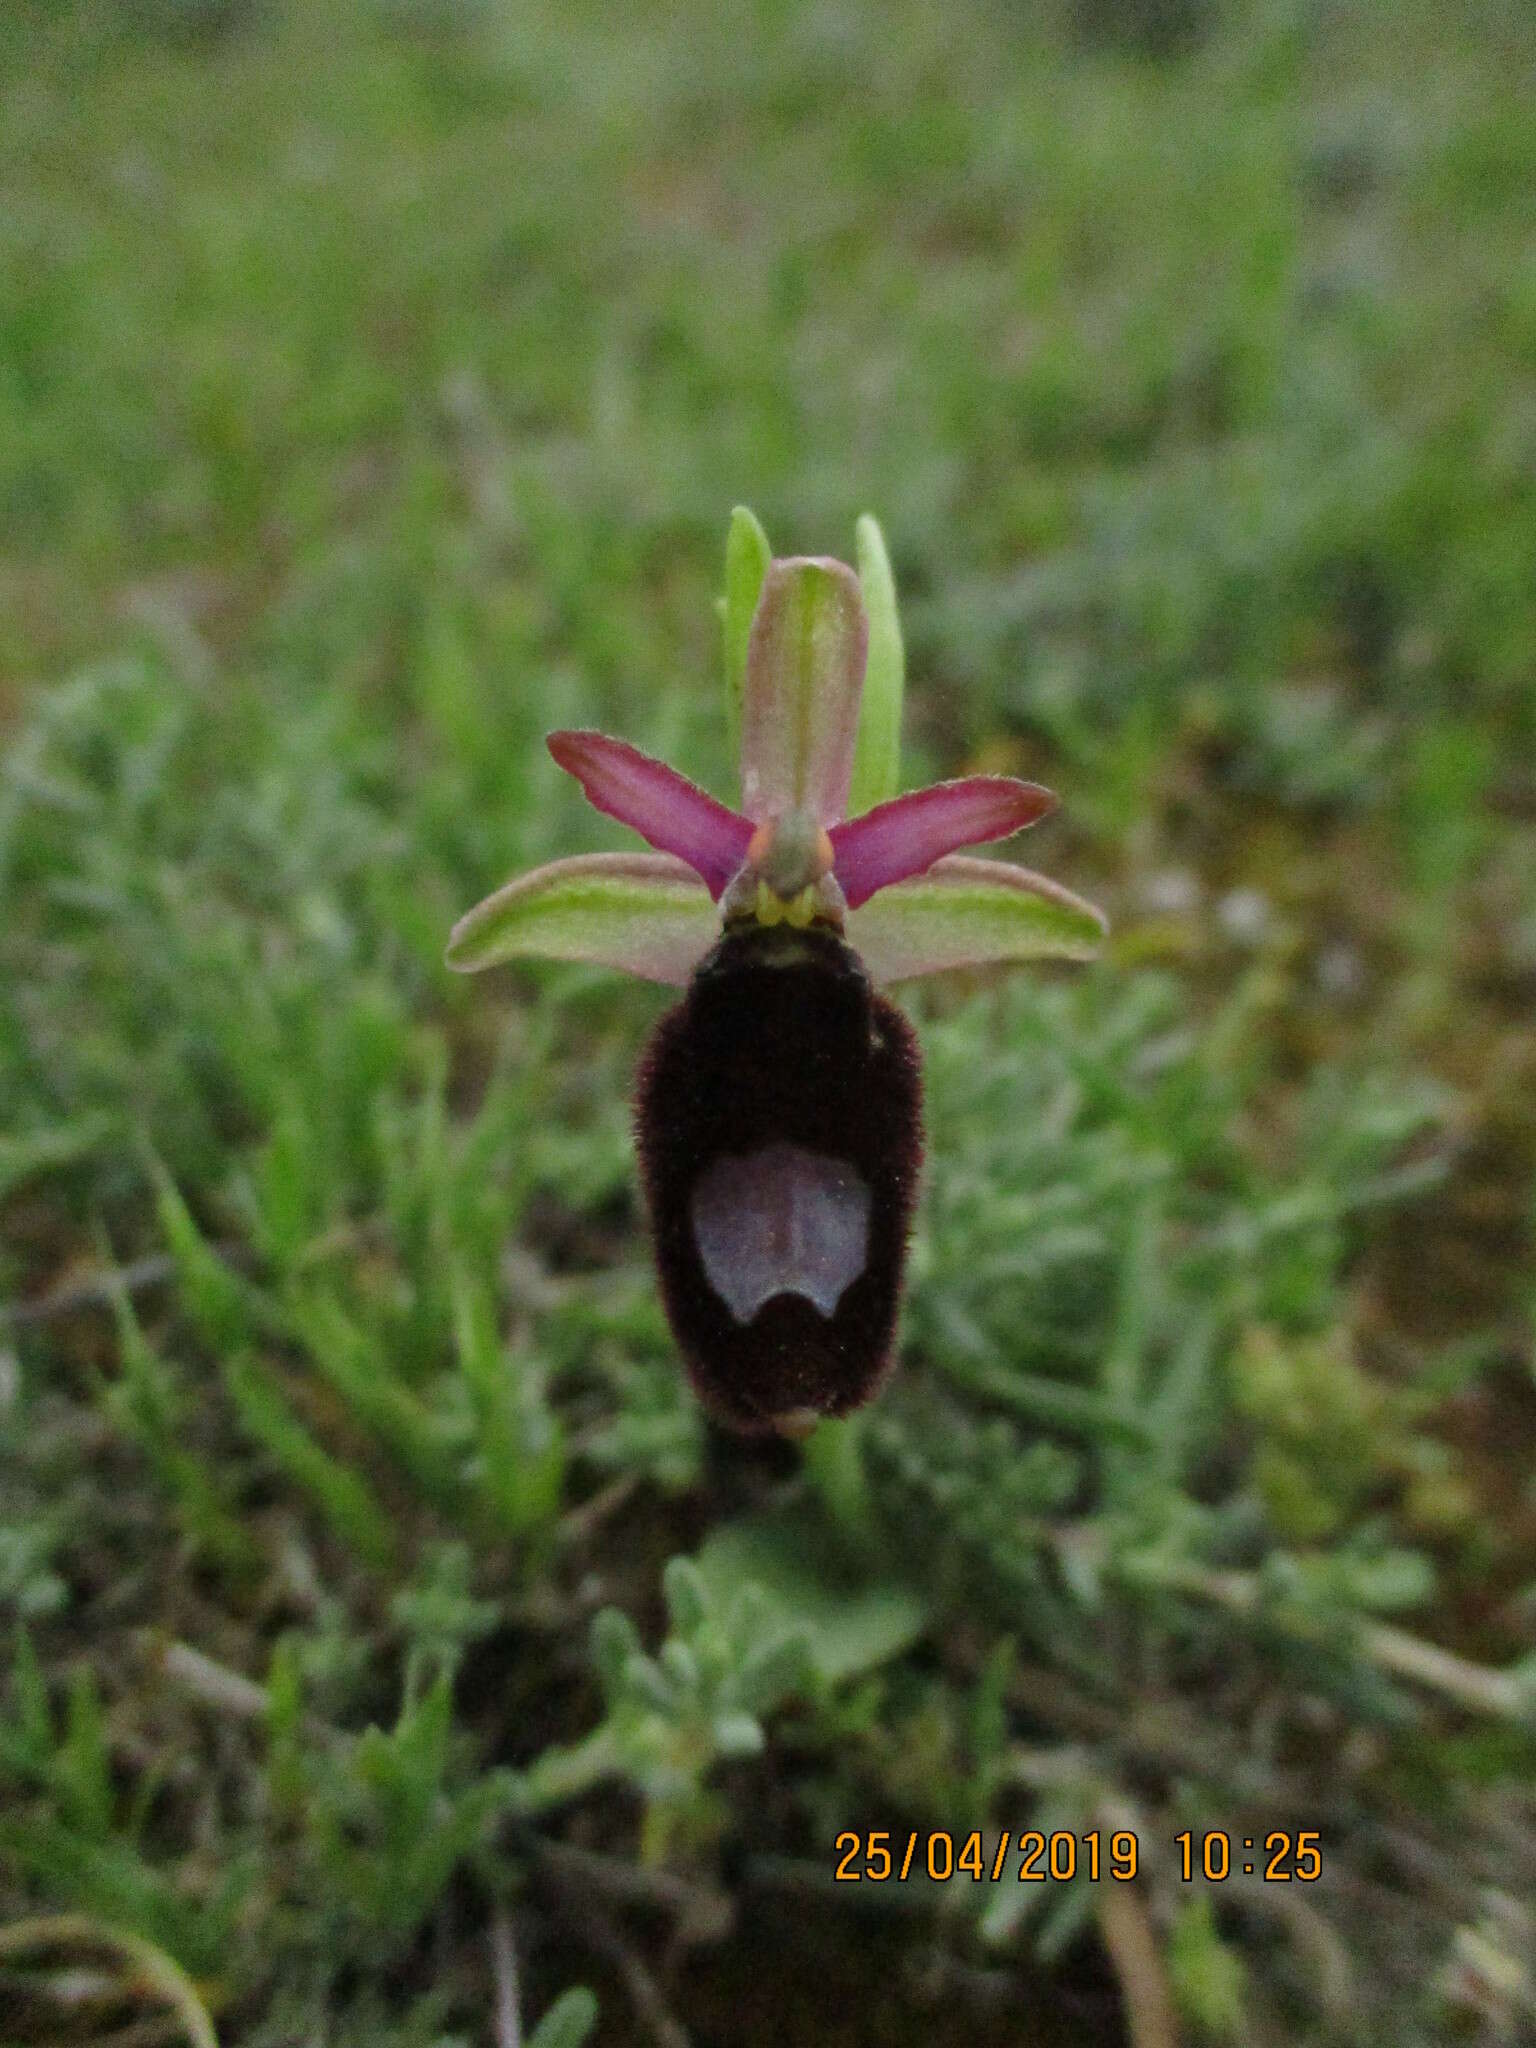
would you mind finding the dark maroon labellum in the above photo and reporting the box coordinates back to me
[634,921,923,1434]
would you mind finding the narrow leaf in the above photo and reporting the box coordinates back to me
[223,1352,396,1570]
[527,1986,600,2048]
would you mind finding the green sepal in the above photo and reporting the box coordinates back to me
[740,555,867,824]
[721,504,771,787]
[445,853,717,985]
[846,854,1108,983]
[847,513,904,815]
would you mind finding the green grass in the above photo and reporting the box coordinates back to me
[3,1,1536,2042]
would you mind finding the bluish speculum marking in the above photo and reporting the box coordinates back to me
[690,1141,872,1325]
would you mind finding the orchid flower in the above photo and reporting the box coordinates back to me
[448,509,1106,1436]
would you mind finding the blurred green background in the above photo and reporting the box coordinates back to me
[3,1,1535,2042]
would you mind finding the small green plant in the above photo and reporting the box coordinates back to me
[522,1556,815,1859]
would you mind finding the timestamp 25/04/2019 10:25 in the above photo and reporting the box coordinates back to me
[832,1830,1323,1885]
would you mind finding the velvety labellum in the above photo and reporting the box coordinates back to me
[635,923,923,1433]
[691,1142,872,1324]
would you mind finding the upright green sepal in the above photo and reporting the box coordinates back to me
[722,505,772,784]
[848,513,904,816]
[740,556,868,825]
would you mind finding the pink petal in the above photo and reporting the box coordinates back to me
[829,776,1057,909]
[740,557,868,825]
[548,731,753,899]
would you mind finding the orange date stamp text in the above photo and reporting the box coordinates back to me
[833,1829,1140,1884]
[832,1829,1324,1885]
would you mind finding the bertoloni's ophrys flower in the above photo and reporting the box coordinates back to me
[447,509,1106,1436]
